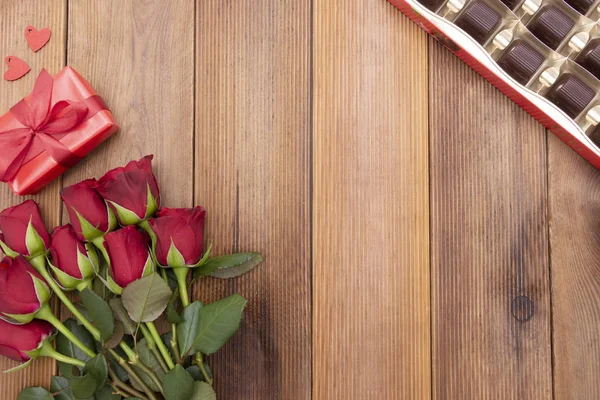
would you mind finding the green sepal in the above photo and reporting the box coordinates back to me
[142,254,156,278]
[167,240,186,269]
[0,238,18,258]
[31,273,51,306]
[77,246,96,279]
[105,274,124,295]
[108,201,143,226]
[192,243,213,268]
[145,183,158,219]
[25,218,46,257]
[1,311,37,324]
[3,359,33,373]
[75,210,104,242]
[48,263,81,291]
[106,204,118,232]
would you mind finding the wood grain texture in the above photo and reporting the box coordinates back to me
[195,1,312,399]
[429,40,553,399]
[548,134,600,399]
[64,0,194,208]
[0,1,65,397]
[312,1,430,398]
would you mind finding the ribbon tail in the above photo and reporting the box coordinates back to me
[35,133,81,169]
[0,137,33,182]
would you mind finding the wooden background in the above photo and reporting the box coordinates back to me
[1,0,599,398]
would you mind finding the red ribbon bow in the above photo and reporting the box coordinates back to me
[0,69,106,182]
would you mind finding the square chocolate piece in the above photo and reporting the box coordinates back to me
[545,73,596,118]
[575,38,600,80]
[564,0,595,15]
[527,6,575,50]
[497,40,545,85]
[455,1,501,45]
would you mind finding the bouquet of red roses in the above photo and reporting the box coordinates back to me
[0,156,262,400]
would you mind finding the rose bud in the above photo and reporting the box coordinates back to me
[0,318,53,362]
[103,226,154,294]
[96,156,160,225]
[0,256,51,323]
[0,200,50,259]
[148,207,207,268]
[61,179,117,242]
[49,225,98,291]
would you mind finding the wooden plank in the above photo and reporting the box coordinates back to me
[312,1,430,398]
[548,135,600,399]
[195,1,312,398]
[429,40,553,399]
[0,1,65,397]
[64,0,194,209]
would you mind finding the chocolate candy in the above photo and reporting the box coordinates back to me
[575,39,600,80]
[564,0,595,14]
[545,74,595,118]
[527,6,575,50]
[497,40,545,85]
[419,0,445,10]
[455,1,501,44]
[499,0,521,9]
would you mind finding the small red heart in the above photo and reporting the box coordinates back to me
[4,56,31,81]
[25,25,51,52]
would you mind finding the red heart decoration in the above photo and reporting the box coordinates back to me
[25,25,51,52]
[3,56,31,81]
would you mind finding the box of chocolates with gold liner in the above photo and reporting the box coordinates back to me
[388,0,600,169]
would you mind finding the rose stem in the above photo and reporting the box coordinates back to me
[139,324,169,373]
[35,304,96,358]
[173,267,190,307]
[108,349,158,400]
[38,340,85,367]
[174,265,212,383]
[109,366,149,400]
[120,342,164,393]
[29,255,103,342]
[159,268,182,362]
[145,321,176,369]
[196,353,213,385]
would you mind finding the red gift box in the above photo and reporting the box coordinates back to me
[0,67,118,195]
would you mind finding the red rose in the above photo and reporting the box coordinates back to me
[61,179,116,242]
[0,256,50,323]
[49,225,98,290]
[0,200,50,257]
[0,319,53,362]
[103,226,154,293]
[96,156,160,225]
[148,207,206,268]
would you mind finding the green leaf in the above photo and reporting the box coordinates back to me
[70,373,97,399]
[121,273,172,322]
[137,339,166,380]
[194,253,263,279]
[80,288,115,341]
[17,387,52,400]
[105,321,125,349]
[56,319,95,379]
[185,365,203,381]
[191,381,216,400]
[192,294,247,354]
[162,365,194,400]
[50,376,81,400]
[177,301,203,356]
[109,298,137,335]
[94,385,121,400]
[167,289,183,324]
[71,355,108,399]
[93,265,113,300]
